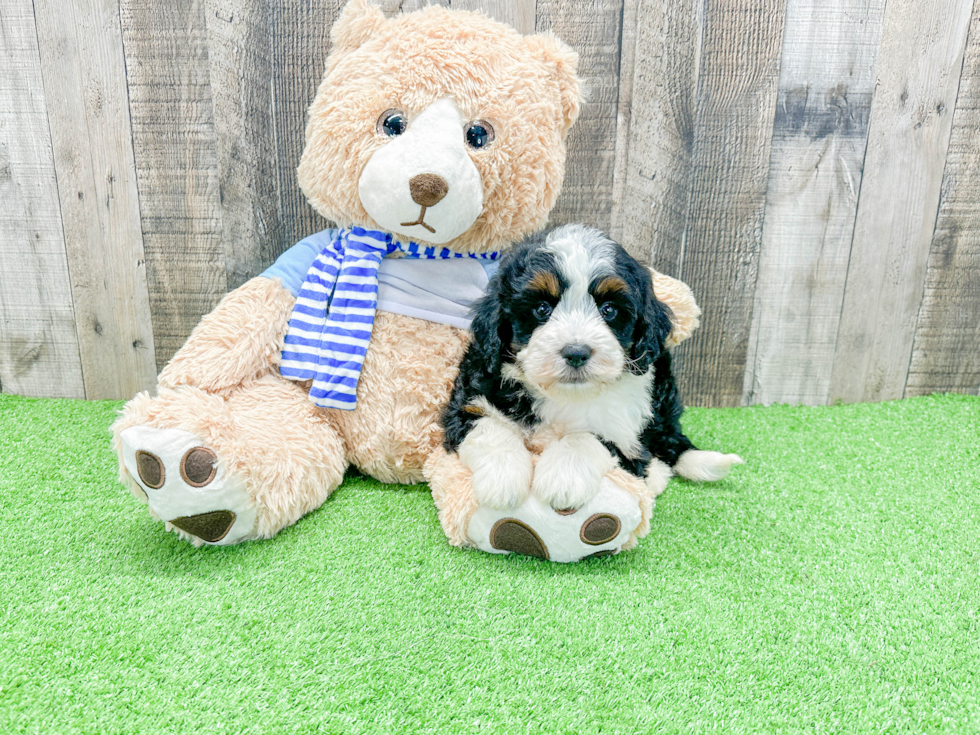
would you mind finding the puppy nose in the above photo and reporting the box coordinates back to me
[409,173,449,207]
[560,344,593,369]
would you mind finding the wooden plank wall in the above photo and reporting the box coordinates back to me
[2,0,978,404]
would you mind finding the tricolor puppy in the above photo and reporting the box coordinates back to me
[443,224,742,512]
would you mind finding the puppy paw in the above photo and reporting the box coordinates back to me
[458,416,533,510]
[645,457,673,498]
[674,449,744,482]
[532,432,616,510]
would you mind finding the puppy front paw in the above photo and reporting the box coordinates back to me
[532,433,616,510]
[458,416,533,510]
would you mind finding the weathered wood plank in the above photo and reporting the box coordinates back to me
[449,0,536,34]
[0,0,85,398]
[611,0,701,270]
[906,2,980,397]
[119,0,227,371]
[268,0,339,249]
[741,0,885,406]
[34,0,157,400]
[204,0,285,288]
[536,0,624,233]
[671,0,787,407]
[829,0,974,403]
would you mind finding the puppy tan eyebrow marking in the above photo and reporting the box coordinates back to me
[527,271,561,298]
[593,276,628,298]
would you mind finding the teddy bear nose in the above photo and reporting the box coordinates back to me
[409,173,449,207]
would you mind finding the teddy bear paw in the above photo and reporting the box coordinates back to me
[119,426,258,546]
[465,477,642,563]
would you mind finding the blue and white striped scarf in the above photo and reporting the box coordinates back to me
[280,227,501,410]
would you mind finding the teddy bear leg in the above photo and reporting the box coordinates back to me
[424,446,651,562]
[113,373,347,546]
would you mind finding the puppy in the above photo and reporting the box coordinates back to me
[442,224,742,512]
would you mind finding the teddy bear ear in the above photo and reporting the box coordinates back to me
[525,32,582,139]
[649,268,702,348]
[330,0,386,56]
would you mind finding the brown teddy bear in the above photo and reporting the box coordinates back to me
[112,0,701,553]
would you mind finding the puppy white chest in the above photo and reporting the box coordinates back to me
[532,371,654,457]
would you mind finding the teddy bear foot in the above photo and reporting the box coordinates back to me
[466,477,642,563]
[119,426,258,546]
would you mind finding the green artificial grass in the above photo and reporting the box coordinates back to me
[1,393,978,733]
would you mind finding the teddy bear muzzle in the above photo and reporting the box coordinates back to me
[358,97,483,244]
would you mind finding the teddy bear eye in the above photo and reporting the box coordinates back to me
[533,302,553,321]
[377,109,407,137]
[600,303,618,321]
[465,120,494,149]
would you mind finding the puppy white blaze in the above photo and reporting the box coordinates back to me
[358,97,483,244]
[516,224,626,400]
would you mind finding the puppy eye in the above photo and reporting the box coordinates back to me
[533,302,553,320]
[377,109,407,137]
[465,120,494,149]
[600,303,618,321]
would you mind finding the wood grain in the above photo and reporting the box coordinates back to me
[611,0,701,270]
[204,0,285,288]
[741,0,885,406]
[448,0,535,34]
[34,0,157,400]
[829,0,974,403]
[0,0,85,398]
[119,0,227,371]
[671,0,787,407]
[269,0,339,250]
[536,0,624,234]
[906,3,980,397]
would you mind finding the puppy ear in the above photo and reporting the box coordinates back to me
[468,281,511,378]
[628,290,674,375]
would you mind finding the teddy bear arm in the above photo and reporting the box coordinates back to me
[649,268,701,349]
[157,276,295,393]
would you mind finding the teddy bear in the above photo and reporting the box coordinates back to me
[112,0,702,555]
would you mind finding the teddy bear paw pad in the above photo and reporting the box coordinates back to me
[580,513,622,545]
[489,519,549,559]
[467,478,642,563]
[119,426,258,545]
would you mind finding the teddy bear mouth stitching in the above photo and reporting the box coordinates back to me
[400,205,437,233]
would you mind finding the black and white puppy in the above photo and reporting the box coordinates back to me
[443,224,742,511]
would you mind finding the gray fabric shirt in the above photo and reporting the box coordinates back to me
[261,228,497,329]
